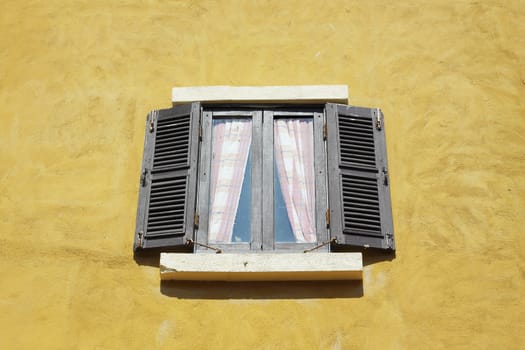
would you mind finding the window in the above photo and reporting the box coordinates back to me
[134,103,394,253]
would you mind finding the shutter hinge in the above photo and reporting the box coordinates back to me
[375,109,382,130]
[385,233,394,249]
[199,124,202,141]
[137,231,144,248]
[194,212,199,229]
[149,111,156,133]
[325,209,330,228]
[323,122,327,140]
[383,167,389,186]
[140,168,148,187]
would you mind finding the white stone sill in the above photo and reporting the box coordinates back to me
[160,252,362,281]
[172,85,348,105]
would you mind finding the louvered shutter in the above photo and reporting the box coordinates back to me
[326,103,394,250]
[134,103,201,251]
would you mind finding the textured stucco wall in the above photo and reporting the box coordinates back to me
[1,1,524,349]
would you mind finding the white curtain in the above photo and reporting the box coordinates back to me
[208,119,252,243]
[274,119,316,243]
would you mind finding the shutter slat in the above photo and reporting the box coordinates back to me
[149,211,185,223]
[147,224,184,231]
[148,219,184,226]
[150,191,187,200]
[339,132,375,143]
[148,210,185,218]
[339,125,373,135]
[149,199,185,207]
[343,192,379,200]
[341,143,374,152]
[344,206,379,214]
[344,195,379,204]
[153,151,189,160]
[341,156,376,164]
[154,154,189,163]
[148,202,185,208]
[156,128,191,138]
[347,148,377,157]
[151,178,187,187]
[343,202,380,211]
[154,145,189,154]
[154,139,190,147]
[345,217,381,225]
[341,139,375,147]
[346,211,381,220]
[343,186,378,195]
[157,118,190,126]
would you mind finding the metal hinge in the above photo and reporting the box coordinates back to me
[325,209,330,228]
[199,124,202,141]
[385,233,394,249]
[140,168,148,187]
[323,122,327,140]
[383,167,389,186]
[375,109,382,130]
[194,212,199,228]
[137,231,144,248]
[149,111,156,133]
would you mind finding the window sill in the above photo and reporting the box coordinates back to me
[160,252,362,281]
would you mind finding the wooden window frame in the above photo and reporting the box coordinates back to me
[194,106,329,253]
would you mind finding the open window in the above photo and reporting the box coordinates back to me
[134,103,394,253]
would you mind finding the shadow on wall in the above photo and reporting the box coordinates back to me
[133,252,161,267]
[362,249,396,266]
[160,280,364,299]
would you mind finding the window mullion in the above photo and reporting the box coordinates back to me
[261,110,274,251]
[250,110,264,251]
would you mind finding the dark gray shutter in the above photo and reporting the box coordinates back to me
[134,103,201,252]
[326,103,394,250]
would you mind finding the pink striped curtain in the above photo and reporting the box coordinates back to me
[274,119,316,243]
[208,119,252,243]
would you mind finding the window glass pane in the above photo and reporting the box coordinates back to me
[209,119,252,243]
[274,161,294,242]
[274,118,316,243]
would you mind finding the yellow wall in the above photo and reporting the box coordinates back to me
[1,1,524,349]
